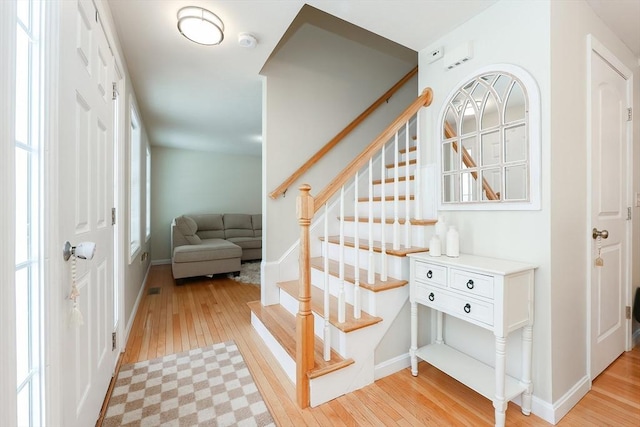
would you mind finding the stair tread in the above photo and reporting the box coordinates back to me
[310,256,407,292]
[386,159,416,168]
[342,216,437,226]
[398,145,417,154]
[371,176,414,185]
[321,235,429,257]
[247,301,354,379]
[358,195,414,202]
[278,280,383,332]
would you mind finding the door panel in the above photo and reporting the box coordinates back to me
[590,48,630,379]
[59,1,116,425]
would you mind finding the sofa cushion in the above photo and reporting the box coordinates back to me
[175,215,201,244]
[252,214,262,237]
[224,214,254,238]
[173,239,241,263]
[191,214,225,239]
[226,237,262,250]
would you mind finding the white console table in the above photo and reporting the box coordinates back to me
[408,253,536,427]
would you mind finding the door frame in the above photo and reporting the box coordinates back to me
[0,1,17,425]
[585,34,633,381]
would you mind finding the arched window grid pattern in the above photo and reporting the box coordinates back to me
[441,71,530,204]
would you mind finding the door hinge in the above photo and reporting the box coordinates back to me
[112,82,118,101]
[112,331,117,350]
[628,108,632,121]
[626,306,631,320]
[628,207,632,220]
[112,207,116,225]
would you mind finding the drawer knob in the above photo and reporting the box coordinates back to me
[427,270,433,279]
[466,279,474,289]
[464,303,471,313]
[428,292,435,302]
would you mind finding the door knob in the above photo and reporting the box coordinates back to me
[592,228,609,239]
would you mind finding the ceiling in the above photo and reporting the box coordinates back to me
[107,0,639,157]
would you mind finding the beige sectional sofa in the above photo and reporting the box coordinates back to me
[171,213,262,280]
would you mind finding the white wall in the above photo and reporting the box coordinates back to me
[150,147,262,261]
[262,22,418,263]
[549,0,640,401]
[418,0,553,405]
[101,1,152,334]
[418,0,640,419]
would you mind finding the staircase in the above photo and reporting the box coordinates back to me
[250,88,435,407]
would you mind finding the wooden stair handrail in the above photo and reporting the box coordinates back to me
[269,66,418,200]
[313,87,433,212]
[443,121,499,200]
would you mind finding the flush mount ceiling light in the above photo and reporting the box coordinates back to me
[177,6,224,46]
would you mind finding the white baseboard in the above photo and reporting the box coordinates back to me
[151,258,171,265]
[123,263,150,348]
[546,375,590,424]
[374,353,411,380]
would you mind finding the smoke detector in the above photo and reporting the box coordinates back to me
[238,33,257,48]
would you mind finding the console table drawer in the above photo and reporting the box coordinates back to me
[414,283,445,309]
[414,261,447,287]
[415,283,494,327]
[448,296,494,327]
[450,269,494,300]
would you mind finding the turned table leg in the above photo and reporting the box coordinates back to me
[494,335,507,427]
[410,301,418,376]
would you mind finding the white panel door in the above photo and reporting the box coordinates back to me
[589,46,631,379]
[58,1,116,425]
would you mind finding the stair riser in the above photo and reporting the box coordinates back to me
[278,289,350,356]
[385,164,416,179]
[310,267,378,314]
[399,149,417,163]
[372,180,415,197]
[324,243,409,279]
[355,200,416,218]
[250,312,296,383]
[342,221,429,245]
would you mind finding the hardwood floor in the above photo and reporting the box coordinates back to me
[114,264,640,426]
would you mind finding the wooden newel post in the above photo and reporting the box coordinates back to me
[296,184,315,408]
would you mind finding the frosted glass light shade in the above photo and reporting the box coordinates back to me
[177,6,224,45]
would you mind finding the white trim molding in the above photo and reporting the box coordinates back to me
[0,1,18,425]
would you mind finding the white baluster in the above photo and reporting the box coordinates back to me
[404,121,411,249]
[415,112,422,220]
[380,143,388,282]
[338,186,346,324]
[323,203,330,361]
[393,133,400,251]
[368,158,375,285]
[353,173,361,319]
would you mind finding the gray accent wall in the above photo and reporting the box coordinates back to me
[262,19,418,263]
[150,147,262,261]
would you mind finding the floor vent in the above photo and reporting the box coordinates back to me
[148,287,161,295]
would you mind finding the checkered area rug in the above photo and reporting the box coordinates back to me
[103,341,275,427]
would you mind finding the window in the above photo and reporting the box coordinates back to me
[129,106,141,261]
[145,144,151,241]
[15,0,44,424]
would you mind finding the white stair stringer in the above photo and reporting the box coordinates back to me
[308,284,409,407]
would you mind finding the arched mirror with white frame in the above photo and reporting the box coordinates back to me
[439,64,540,210]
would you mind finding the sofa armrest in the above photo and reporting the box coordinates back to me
[171,219,190,255]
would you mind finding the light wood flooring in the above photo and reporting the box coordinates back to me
[112,264,640,426]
